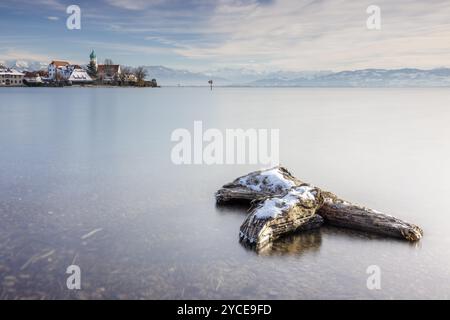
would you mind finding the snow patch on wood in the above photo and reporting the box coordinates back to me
[238,167,296,194]
[253,186,318,219]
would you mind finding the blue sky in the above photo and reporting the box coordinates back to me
[1,0,450,71]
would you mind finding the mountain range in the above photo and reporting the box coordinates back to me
[141,66,450,87]
[247,68,450,87]
[1,59,49,72]
[140,66,333,86]
[3,59,450,87]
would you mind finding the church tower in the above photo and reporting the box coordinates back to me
[89,49,97,71]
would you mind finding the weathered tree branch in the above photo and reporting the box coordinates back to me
[216,167,423,242]
[319,192,423,241]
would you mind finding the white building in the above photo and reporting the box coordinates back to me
[0,65,24,86]
[48,60,70,80]
[23,71,44,86]
[67,68,92,83]
[47,60,92,83]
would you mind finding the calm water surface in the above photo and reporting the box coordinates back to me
[1,87,449,299]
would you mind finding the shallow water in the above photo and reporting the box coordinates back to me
[0,87,449,299]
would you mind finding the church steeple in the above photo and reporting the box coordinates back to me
[89,49,97,71]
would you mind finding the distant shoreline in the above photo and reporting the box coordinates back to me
[2,85,450,89]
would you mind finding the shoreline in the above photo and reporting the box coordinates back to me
[0,84,161,89]
[2,85,450,89]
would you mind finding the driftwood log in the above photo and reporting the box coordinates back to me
[319,193,423,241]
[239,185,323,249]
[216,167,423,243]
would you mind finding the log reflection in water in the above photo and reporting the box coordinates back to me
[241,229,322,256]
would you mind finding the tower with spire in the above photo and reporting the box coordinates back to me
[89,49,97,71]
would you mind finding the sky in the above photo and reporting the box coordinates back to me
[1,0,450,72]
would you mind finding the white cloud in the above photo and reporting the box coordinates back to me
[47,16,59,21]
[71,40,170,55]
[0,48,51,63]
[172,0,450,70]
[3,0,450,71]
[16,0,66,11]
[104,0,162,10]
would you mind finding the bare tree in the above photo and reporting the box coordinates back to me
[134,66,147,85]
[103,59,115,78]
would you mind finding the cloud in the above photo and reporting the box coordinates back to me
[0,48,51,63]
[71,40,171,55]
[167,0,450,70]
[15,0,66,11]
[91,0,450,70]
[47,16,59,21]
[3,0,450,71]
[104,0,163,10]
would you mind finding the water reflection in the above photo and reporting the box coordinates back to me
[243,229,323,256]
[320,225,424,249]
[215,202,252,216]
[217,202,323,256]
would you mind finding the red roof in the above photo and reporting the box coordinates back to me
[50,60,70,67]
[24,70,48,77]
[97,64,120,74]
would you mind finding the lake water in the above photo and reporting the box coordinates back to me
[1,87,450,299]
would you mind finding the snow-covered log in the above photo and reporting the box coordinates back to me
[216,167,302,203]
[239,185,324,249]
[217,167,423,242]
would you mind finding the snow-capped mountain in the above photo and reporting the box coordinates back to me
[142,66,230,86]
[143,66,332,86]
[202,68,332,84]
[202,67,268,84]
[1,59,48,71]
[247,68,450,87]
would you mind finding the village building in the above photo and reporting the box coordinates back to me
[47,60,92,83]
[23,71,46,86]
[48,60,70,79]
[124,73,137,83]
[67,67,92,83]
[97,64,121,83]
[0,65,24,86]
[89,50,122,83]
